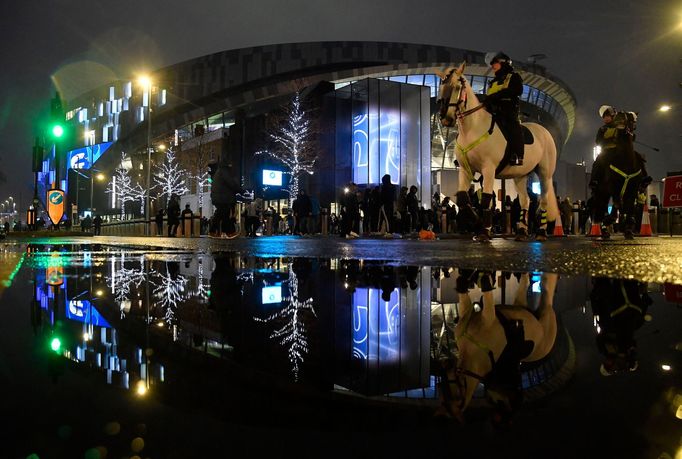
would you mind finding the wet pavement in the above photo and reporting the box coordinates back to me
[8,234,682,285]
[1,238,682,458]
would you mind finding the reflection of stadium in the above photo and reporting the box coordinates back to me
[52,41,576,221]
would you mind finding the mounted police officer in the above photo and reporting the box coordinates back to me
[484,51,524,166]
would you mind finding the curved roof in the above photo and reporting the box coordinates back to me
[68,41,577,151]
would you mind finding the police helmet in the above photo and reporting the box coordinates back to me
[627,111,638,123]
[485,51,512,66]
[598,105,615,118]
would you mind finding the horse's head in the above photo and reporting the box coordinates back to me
[436,62,467,127]
[435,356,468,423]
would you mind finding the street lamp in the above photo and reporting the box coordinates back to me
[139,75,153,236]
[659,105,672,112]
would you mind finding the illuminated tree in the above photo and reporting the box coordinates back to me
[255,91,318,207]
[153,149,189,202]
[106,153,138,218]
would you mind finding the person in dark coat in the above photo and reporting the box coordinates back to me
[406,185,420,232]
[340,182,360,238]
[92,215,102,235]
[379,174,396,234]
[181,204,193,236]
[166,195,181,237]
[155,209,164,236]
[209,157,243,237]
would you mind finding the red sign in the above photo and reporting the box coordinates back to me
[662,175,682,208]
[664,283,682,304]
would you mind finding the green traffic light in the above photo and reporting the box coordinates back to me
[51,124,64,138]
[50,337,62,352]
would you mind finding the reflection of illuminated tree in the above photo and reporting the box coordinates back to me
[255,266,316,381]
[105,255,150,318]
[153,265,188,323]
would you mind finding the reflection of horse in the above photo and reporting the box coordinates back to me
[589,277,651,375]
[437,63,559,241]
[435,271,558,421]
[590,112,648,239]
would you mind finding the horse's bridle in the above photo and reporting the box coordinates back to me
[440,70,486,122]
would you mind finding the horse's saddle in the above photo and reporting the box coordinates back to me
[495,126,534,176]
[521,126,534,145]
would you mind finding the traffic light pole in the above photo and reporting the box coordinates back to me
[145,100,152,236]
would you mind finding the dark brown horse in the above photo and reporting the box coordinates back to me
[590,112,649,239]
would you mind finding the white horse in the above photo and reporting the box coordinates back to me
[436,63,560,241]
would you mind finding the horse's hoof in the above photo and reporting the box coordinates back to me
[624,230,634,240]
[535,229,548,242]
[473,232,491,243]
[515,228,528,241]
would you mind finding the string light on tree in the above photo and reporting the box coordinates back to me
[106,153,140,218]
[153,148,189,202]
[254,265,316,381]
[255,91,318,207]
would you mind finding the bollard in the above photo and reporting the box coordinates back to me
[572,204,580,235]
[321,208,328,235]
[183,218,192,237]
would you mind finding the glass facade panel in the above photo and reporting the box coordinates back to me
[522,84,531,101]
[379,82,401,185]
[352,81,369,186]
[389,76,407,83]
[471,76,486,94]
[528,88,539,105]
[407,75,424,86]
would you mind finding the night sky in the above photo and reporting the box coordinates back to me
[1,0,680,208]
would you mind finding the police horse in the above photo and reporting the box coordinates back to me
[590,111,648,239]
[433,271,558,422]
[437,63,560,241]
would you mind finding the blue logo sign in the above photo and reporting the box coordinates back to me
[49,192,63,205]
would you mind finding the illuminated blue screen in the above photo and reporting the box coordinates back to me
[352,288,400,362]
[262,285,282,304]
[67,142,113,170]
[353,112,400,186]
[262,170,283,186]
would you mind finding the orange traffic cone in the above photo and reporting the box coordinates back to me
[638,202,653,237]
[588,222,602,237]
[552,218,566,237]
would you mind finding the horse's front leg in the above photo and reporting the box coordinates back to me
[454,166,479,235]
[473,166,496,242]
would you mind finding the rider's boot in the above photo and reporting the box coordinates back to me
[510,125,524,166]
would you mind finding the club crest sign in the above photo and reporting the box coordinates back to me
[47,189,65,225]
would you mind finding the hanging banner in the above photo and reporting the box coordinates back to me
[47,189,65,225]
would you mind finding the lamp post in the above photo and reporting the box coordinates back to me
[139,76,153,236]
[91,171,105,216]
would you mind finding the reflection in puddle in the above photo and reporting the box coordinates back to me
[10,244,682,438]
